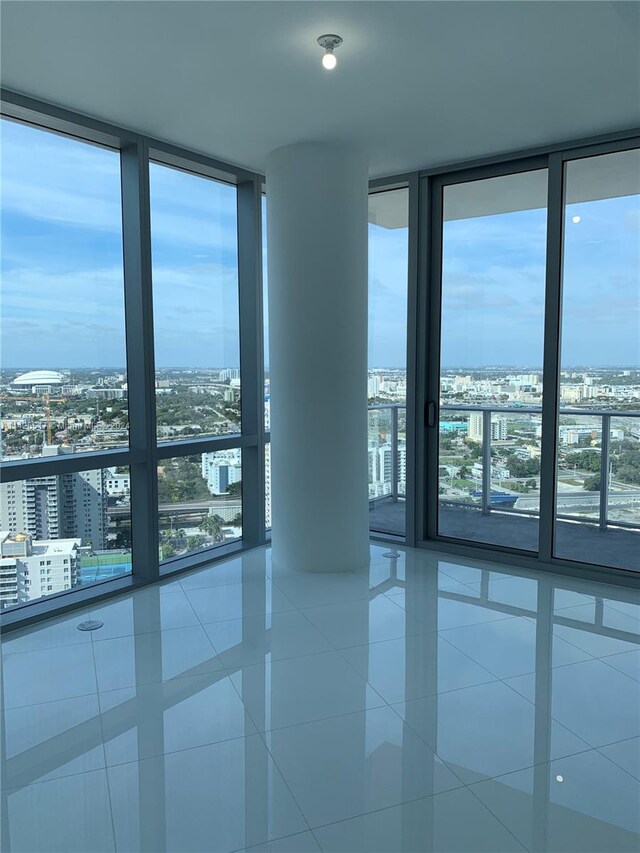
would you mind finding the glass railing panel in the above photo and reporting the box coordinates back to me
[607,416,640,528]
[488,412,542,519]
[555,413,603,524]
[438,409,481,510]
[397,407,407,499]
[368,405,405,536]
[438,407,540,552]
[368,407,394,501]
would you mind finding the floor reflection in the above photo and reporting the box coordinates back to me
[2,545,639,851]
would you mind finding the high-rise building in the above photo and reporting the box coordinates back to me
[468,414,508,442]
[60,467,108,550]
[0,448,107,550]
[367,376,381,397]
[219,368,240,381]
[0,476,60,540]
[368,441,407,498]
[265,441,272,528]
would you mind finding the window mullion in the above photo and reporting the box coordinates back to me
[538,153,564,564]
[237,178,266,547]
[121,140,160,583]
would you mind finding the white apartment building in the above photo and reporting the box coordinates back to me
[368,441,407,498]
[202,449,242,495]
[560,385,585,404]
[219,368,240,381]
[471,461,511,481]
[367,376,381,397]
[105,471,131,496]
[468,414,508,443]
[0,531,80,608]
[265,441,272,527]
[0,530,24,608]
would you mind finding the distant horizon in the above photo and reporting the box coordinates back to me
[1,364,638,373]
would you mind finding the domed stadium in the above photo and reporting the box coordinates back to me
[11,370,65,387]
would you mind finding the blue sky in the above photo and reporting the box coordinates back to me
[1,118,638,371]
[441,181,640,369]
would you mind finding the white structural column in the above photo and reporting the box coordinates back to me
[266,142,370,573]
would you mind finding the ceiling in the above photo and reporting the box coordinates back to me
[1,1,638,179]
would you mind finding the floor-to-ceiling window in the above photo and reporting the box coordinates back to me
[0,96,267,624]
[149,162,243,564]
[2,96,637,626]
[554,149,640,570]
[368,189,409,536]
[0,117,133,609]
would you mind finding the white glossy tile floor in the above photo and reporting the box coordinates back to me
[2,544,640,852]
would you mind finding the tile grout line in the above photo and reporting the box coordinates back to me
[383,686,593,793]
[593,743,640,783]
[90,629,119,853]
[253,729,316,839]
[463,777,532,852]
[289,785,531,851]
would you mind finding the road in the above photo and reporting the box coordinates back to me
[109,498,241,517]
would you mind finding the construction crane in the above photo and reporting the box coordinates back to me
[0,392,67,444]
[44,391,53,444]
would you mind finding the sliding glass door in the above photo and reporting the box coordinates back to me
[427,142,639,573]
[434,168,548,552]
[554,149,640,570]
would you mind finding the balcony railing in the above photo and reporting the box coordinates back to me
[439,404,640,532]
[368,403,406,505]
[367,402,640,535]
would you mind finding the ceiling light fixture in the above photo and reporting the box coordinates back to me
[318,34,342,70]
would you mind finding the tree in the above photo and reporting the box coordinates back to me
[157,456,211,503]
[160,542,176,560]
[201,513,224,541]
[584,475,601,491]
[504,454,540,479]
[440,435,455,452]
[565,450,600,473]
[612,445,640,486]
[187,535,204,551]
[115,528,132,549]
[227,480,242,496]
[458,465,471,480]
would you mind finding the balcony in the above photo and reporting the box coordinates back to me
[368,403,640,571]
